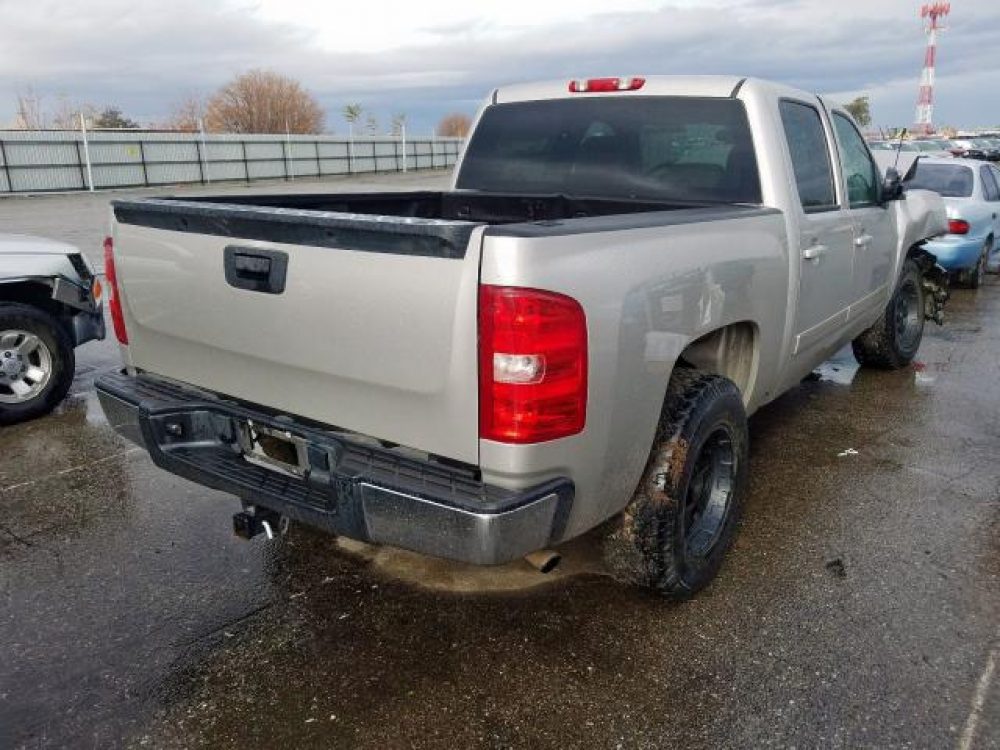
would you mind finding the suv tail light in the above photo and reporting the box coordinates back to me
[478,286,587,443]
[103,236,128,344]
[948,218,970,235]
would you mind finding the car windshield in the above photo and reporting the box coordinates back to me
[904,163,975,197]
[916,141,942,151]
[456,96,762,204]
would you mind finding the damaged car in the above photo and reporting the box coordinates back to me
[0,234,105,424]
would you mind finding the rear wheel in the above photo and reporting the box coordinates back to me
[957,238,991,289]
[0,304,75,425]
[603,369,749,598]
[852,258,925,370]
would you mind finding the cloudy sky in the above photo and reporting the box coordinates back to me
[1,0,998,133]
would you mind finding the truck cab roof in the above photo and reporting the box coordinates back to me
[493,75,840,110]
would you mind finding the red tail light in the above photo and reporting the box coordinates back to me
[948,219,970,235]
[103,236,128,344]
[568,77,645,93]
[478,286,587,443]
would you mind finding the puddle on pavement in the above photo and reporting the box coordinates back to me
[812,359,860,386]
[332,532,607,594]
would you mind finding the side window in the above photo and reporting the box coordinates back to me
[981,166,1000,201]
[779,100,837,212]
[991,166,1000,198]
[832,113,880,208]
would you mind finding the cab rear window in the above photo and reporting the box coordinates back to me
[456,96,762,204]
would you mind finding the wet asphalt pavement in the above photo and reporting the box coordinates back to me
[1,174,997,749]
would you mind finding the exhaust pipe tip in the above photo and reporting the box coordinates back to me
[524,549,561,574]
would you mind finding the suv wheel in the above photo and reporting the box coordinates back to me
[0,304,75,425]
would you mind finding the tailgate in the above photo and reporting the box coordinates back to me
[111,199,484,464]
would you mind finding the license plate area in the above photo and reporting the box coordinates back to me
[237,419,309,478]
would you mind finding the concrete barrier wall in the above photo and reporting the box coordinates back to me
[0,131,463,193]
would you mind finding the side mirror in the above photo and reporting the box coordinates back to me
[883,167,905,201]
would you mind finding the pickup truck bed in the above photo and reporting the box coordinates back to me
[109,192,774,467]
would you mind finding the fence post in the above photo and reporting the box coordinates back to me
[197,120,210,184]
[284,127,293,180]
[138,140,149,187]
[401,125,407,173]
[347,125,354,174]
[79,114,95,191]
[241,141,249,183]
[315,141,322,177]
[0,139,11,193]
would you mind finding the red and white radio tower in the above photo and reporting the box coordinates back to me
[914,2,950,134]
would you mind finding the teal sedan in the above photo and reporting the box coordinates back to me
[904,157,1000,287]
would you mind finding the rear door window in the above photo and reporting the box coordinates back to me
[831,113,881,208]
[980,166,1000,201]
[778,100,837,212]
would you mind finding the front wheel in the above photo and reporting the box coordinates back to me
[603,369,749,598]
[0,304,75,425]
[852,258,925,370]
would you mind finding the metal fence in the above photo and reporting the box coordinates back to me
[0,130,463,194]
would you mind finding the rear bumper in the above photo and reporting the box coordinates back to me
[924,235,987,272]
[95,370,572,565]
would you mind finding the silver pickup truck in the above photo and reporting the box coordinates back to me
[96,76,948,597]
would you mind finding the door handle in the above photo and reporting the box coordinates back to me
[802,244,827,261]
[854,234,874,247]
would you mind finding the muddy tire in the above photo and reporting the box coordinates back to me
[0,304,75,426]
[852,258,925,370]
[956,239,991,289]
[603,368,749,598]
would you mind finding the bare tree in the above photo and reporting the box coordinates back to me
[50,96,98,130]
[436,113,472,138]
[390,112,407,137]
[13,87,46,129]
[163,94,206,132]
[204,70,324,134]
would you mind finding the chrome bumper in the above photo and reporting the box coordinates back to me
[95,371,572,565]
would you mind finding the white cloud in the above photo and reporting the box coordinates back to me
[0,0,997,131]
[251,0,676,53]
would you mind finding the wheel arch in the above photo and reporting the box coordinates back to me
[675,321,760,405]
[0,280,76,338]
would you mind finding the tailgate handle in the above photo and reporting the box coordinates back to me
[224,246,288,294]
